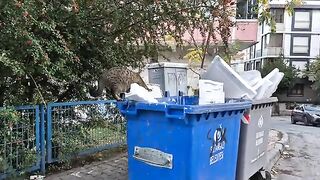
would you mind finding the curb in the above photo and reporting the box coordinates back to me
[265,129,289,171]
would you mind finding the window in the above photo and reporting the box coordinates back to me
[236,0,258,19]
[270,34,283,47]
[288,84,304,97]
[255,61,261,70]
[249,62,253,70]
[291,35,310,55]
[264,35,268,48]
[236,0,247,19]
[246,62,250,71]
[271,8,284,23]
[295,106,304,111]
[245,61,253,71]
[265,34,283,48]
[290,60,308,71]
[293,11,311,30]
[252,61,256,70]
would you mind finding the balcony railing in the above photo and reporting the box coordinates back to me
[262,47,283,57]
[276,23,285,31]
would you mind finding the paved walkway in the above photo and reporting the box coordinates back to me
[46,153,127,180]
[46,130,281,180]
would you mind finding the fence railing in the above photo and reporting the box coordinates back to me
[0,100,126,179]
[0,106,41,179]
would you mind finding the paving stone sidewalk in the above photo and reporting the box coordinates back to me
[45,130,281,180]
[46,153,127,180]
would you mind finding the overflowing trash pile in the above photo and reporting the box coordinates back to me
[200,56,284,104]
[125,55,284,104]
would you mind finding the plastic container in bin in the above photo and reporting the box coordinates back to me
[236,97,278,180]
[117,96,251,180]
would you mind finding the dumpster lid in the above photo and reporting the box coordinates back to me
[117,96,252,119]
[147,62,188,69]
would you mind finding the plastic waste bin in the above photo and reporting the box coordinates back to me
[236,97,278,180]
[117,96,251,180]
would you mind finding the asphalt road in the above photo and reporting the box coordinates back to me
[270,116,320,180]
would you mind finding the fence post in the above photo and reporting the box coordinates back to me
[40,105,46,175]
[46,103,52,163]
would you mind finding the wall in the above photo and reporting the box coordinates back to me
[282,8,292,57]
[234,20,258,42]
[312,10,320,32]
[309,10,320,57]
[275,79,320,104]
[310,34,320,57]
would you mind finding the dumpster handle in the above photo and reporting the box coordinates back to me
[133,146,173,169]
[165,107,185,119]
[119,102,137,115]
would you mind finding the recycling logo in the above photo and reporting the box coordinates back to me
[258,116,264,128]
[208,125,227,165]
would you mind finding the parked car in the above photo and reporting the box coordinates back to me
[291,104,320,126]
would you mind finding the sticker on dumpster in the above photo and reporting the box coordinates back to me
[258,116,264,128]
[207,124,226,165]
[255,131,264,146]
[241,109,251,124]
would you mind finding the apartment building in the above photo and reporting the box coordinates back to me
[242,0,320,104]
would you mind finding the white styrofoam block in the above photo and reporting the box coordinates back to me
[254,79,273,100]
[239,70,262,87]
[264,72,284,98]
[201,56,257,99]
[199,80,223,91]
[199,80,225,105]
[199,91,225,105]
[125,83,158,103]
[253,68,279,91]
[148,84,163,98]
[251,68,284,100]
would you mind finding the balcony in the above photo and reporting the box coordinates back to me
[262,47,283,57]
[256,49,262,58]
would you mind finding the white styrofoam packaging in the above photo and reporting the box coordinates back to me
[252,68,284,100]
[254,79,273,100]
[125,83,158,103]
[147,84,163,99]
[263,72,284,98]
[199,80,225,105]
[201,56,257,99]
[239,70,262,87]
[253,68,279,91]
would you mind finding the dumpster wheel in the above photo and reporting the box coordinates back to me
[249,170,271,180]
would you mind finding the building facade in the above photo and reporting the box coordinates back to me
[242,0,320,104]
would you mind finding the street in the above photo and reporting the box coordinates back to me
[271,116,320,180]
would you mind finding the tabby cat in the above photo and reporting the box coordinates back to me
[89,67,151,100]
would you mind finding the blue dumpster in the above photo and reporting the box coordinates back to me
[117,96,251,180]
